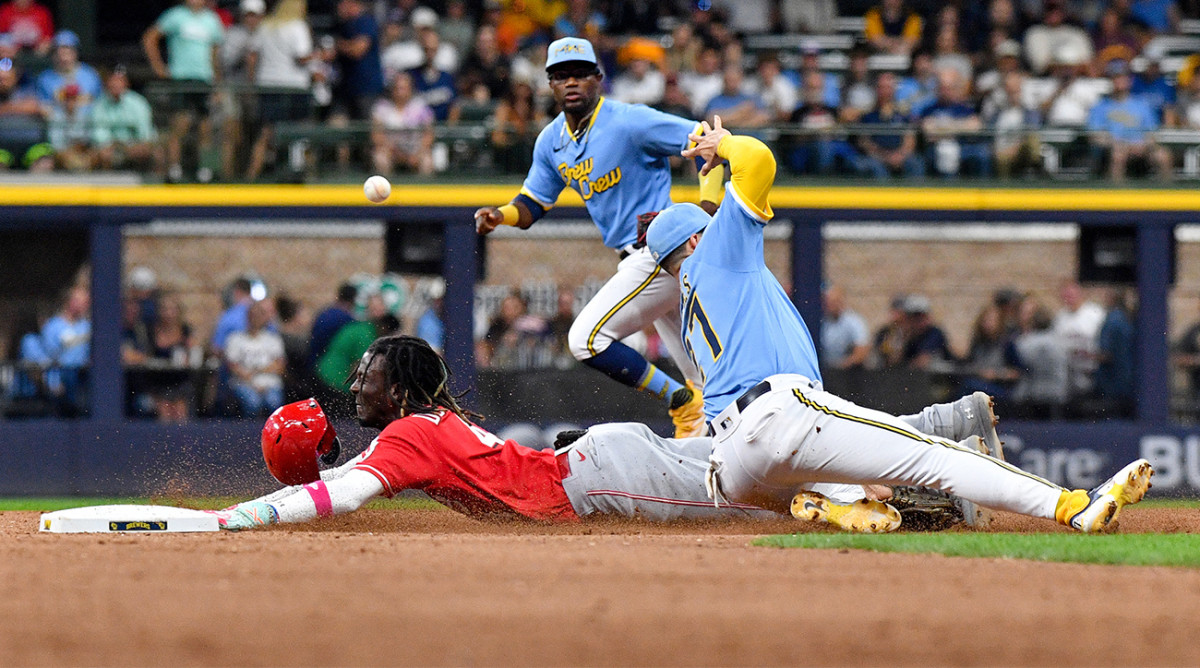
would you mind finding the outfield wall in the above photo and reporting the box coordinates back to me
[1,184,1198,496]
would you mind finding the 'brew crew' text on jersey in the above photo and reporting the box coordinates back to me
[520,97,699,249]
[354,409,578,522]
[678,182,822,420]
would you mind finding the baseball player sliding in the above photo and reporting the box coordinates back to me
[643,116,1153,533]
[474,37,722,439]
[209,335,781,530]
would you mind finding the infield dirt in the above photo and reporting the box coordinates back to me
[2,507,1199,666]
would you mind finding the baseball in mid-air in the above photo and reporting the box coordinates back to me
[364,175,392,203]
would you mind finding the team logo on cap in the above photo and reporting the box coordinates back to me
[557,43,584,55]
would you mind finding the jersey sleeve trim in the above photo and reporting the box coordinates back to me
[726,181,772,224]
[518,186,555,210]
[354,464,395,497]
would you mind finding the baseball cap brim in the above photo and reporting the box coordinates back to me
[646,203,710,265]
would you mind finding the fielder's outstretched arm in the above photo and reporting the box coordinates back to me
[682,116,776,221]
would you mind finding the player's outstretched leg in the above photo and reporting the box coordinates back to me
[1054,459,1153,533]
[790,491,901,533]
[900,392,1004,460]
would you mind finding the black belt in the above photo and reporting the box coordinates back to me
[735,379,773,413]
[617,242,645,260]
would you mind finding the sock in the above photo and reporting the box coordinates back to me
[1054,489,1089,524]
[582,342,685,402]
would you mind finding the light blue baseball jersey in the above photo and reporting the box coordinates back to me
[677,184,822,419]
[521,97,699,249]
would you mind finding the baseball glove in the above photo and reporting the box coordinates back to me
[889,486,965,532]
[635,211,659,247]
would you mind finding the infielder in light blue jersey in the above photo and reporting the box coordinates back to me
[643,117,1153,533]
[476,37,725,439]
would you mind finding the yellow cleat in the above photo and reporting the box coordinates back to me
[668,380,706,439]
[1058,459,1153,533]
[791,491,902,533]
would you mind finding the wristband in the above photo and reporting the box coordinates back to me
[303,480,334,518]
[498,204,520,226]
[698,163,726,204]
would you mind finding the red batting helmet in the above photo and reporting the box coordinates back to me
[261,398,341,485]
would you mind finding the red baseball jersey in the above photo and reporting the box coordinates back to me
[354,409,578,522]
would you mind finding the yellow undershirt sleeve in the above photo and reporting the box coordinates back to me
[697,163,725,205]
[715,135,775,220]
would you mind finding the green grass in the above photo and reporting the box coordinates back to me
[754,532,1200,567]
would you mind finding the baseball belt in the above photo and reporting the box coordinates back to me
[710,374,820,438]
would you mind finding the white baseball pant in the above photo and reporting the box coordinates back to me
[707,374,1067,517]
[567,246,701,384]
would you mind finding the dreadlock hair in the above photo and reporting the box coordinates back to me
[361,334,481,422]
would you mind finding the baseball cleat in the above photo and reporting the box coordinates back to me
[954,435,994,529]
[1058,459,1154,533]
[668,380,706,439]
[954,392,1004,460]
[791,491,902,533]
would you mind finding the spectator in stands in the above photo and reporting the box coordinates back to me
[225,299,285,418]
[656,71,693,118]
[1129,0,1181,35]
[987,70,1043,178]
[92,67,158,172]
[9,309,50,413]
[821,284,870,370]
[895,49,937,116]
[439,0,476,59]
[679,44,722,118]
[316,292,400,395]
[611,54,664,106]
[143,0,225,183]
[409,28,458,122]
[1173,295,1200,401]
[0,58,52,171]
[856,71,925,178]
[458,24,510,102]
[797,40,840,108]
[383,7,458,84]
[46,83,93,171]
[976,39,1023,101]
[745,53,796,122]
[900,293,954,371]
[985,0,1025,45]
[1011,299,1069,419]
[1132,48,1178,125]
[120,296,152,418]
[665,22,699,78]
[547,286,575,364]
[371,70,435,175]
[414,279,445,354]
[1092,7,1139,68]
[309,282,357,368]
[1053,279,1105,401]
[35,30,101,109]
[146,295,195,422]
[1024,0,1093,76]
[42,285,90,416]
[126,266,159,330]
[0,0,51,56]
[244,0,314,182]
[711,0,771,35]
[1040,44,1106,129]
[491,80,541,172]
[332,0,384,121]
[219,0,262,85]
[839,45,875,124]
[308,34,337,122]
[930,22,973,83]
[921,67,991,177]
[1088,59,1173,182]
[1178,65,1200,128]
[864,0,923,56]
[1091,286,1135,417]
[274,294,314,401]
[872,294,908,369]
[211,277,255,357]
[993,286,1025,338]
[216,0,264,181]
[703,63,769,126]
[960,303,1021,400]
[553,0,605,40]
[477,292,550,370]
[787,69,841,174]
[780,0,836,34]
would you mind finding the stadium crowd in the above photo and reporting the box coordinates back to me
[1,0,1200,180]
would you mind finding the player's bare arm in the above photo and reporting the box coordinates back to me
[474,199,535,235]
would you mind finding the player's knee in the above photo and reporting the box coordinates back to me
[567,319,607,361]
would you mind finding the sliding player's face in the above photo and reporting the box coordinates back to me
[350,352,397,429]
[548,63,602,115]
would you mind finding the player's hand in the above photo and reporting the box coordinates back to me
[474,206,503,235]
[205,501,278,531]
[683,116,731,176]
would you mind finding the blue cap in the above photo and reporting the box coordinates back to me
[646,203,710,265]
[546,37,597,70]
[53,30,79,49]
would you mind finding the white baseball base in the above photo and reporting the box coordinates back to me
[40,504,219,533]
